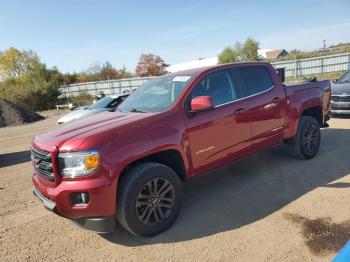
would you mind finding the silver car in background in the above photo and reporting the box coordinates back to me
[57,93,129,124]
[331,70,350,115]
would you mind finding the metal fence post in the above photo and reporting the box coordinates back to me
[348,54,350,70]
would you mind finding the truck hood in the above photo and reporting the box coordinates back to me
[331,82,350,95]
[57,108,109,124]
[34,111,155,151]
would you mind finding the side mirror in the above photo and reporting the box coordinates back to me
[276,68,285,83]
[190,96,214,113]
[332,79,337,83]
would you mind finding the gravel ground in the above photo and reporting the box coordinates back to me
[0,113,349,262]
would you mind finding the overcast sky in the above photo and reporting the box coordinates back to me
[1,0,349,73]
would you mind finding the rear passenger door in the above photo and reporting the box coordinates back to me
[239,65,287,149]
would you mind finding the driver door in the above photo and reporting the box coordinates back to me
[184,69,251,174]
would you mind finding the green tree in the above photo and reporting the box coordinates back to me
[287,49,305,59]
[233,42,242,60]
[241,37,259,61]
[0,48,62,111]
[218,38,259,63]
[218,47,238,64]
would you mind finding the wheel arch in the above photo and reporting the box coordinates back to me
[301,106,323,126]
[117,149,186,187]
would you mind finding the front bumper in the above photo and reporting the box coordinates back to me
[33,186,56,211]
[72,216,116,233]
[331,101,350,114]
[32,172,117,233]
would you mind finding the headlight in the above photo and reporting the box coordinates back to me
[58,151,100,178]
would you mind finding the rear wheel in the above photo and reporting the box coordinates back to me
[289,116,321,159]
[117,162,183,237]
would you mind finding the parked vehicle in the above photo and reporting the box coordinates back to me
[31,62,331,237]
[331,70,350,115]
[57,93,129,124]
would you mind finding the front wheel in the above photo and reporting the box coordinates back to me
[117,162,183,237]
[289,116,321,159]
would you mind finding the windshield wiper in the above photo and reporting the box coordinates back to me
[129,108,147,113]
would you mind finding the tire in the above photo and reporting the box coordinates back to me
[116,162,183,237]
[289,116,321,159]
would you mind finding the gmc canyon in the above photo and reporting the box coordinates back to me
[31,62,331,237]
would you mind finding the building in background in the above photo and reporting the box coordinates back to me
[258,49,274,58]
[265,49,289,60]
[166,57,218,73]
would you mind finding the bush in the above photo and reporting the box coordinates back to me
[0,76,61,111]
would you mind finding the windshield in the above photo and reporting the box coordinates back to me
[338,70,350,83]
[88,97,114,109]
[118,75,193,113]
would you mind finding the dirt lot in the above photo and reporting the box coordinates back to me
[0,113,349,262]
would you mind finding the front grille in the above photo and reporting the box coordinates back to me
[31,147,55,181]
[331,96,350,102]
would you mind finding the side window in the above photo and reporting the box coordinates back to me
[191,71,238,106]
[240,66,273,96]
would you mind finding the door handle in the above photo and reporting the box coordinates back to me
[233,108,245,115]
[272,97,282,103]
[264,97,282,110]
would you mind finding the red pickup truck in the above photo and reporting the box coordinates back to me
[32,62,331,237]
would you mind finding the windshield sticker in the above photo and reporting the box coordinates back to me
[172,76,191,82]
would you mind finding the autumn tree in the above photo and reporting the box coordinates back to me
[115,66,133,79]
[80,61,133,82]
[62,73,78,85]
[0,47,42,79]
[135,54,166,77]
[75,73,90,83]
[86,62,103,81]
[100,61,118,80]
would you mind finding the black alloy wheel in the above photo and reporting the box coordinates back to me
[136,178,176,225]
[302,122,320,155]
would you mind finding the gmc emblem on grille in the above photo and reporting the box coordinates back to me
[32,158,40,169]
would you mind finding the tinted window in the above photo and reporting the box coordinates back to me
[191,71,238,106]
[240,66,273,96]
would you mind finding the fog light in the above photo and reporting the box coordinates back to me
[71,192,89,205]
